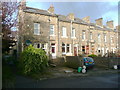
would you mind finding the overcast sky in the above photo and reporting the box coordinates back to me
[26,1,118,27]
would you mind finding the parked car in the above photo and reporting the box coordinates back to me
[83,57,95,69]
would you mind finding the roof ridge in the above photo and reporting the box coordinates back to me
[26,6,47,12]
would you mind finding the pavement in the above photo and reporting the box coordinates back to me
[44,67,120,80]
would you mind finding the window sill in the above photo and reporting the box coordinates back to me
[50,35,56,36]
[34,34,40,35]
[71,37,76,39]
[82,39,85,41]
[61,36,68,38]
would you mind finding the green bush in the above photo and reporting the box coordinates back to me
[88,54,97,58]
[19,45,49,75]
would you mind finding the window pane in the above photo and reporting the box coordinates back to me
[34,23,40,35]
[67,47,69,52]
[67,44,70,53]
[62,43,65,46]
[62,47,65,52]
[51,43,55,45]
[71,28,75,37]
[62,43,65,53]
[42,44,44,48]
[82,31,85,39]
[50,25,54,35]
[62,27,66,37]
[37,44,40,48]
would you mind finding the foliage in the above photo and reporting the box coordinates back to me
[19,45,49,75]
[1,1,19,53]
[88,54,97,58]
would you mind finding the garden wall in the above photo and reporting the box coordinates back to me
[52,56,120,69]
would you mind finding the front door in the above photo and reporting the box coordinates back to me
[51,43,56,59]
[74,47,77,56]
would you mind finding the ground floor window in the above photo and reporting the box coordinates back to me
[37,44,40,48]
[67,44,70,53]
[98,50,101,53]
[62,43,66,53]
[34,43,47,50]
[82,46,85,53]
[34,43,37,48]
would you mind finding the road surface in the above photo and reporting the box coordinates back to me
[15,73,120,88]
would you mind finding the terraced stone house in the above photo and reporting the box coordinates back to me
[18,0,119,59]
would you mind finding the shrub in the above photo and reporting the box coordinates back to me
[19,45,49,75]
[65,56,83,69]
[88,54,97,58]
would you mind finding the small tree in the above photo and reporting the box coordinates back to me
[19,45,49,75]
[1,1,19,54]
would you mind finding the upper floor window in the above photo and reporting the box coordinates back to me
[90,32,92,40]
[34,23,40,35]
[98,34,101,42]
[50,25,54,35]
[71,28,75,38]
[62,27,67,37]
[104,34,107,43]
[111,36,114,43]
[82,31,85,40]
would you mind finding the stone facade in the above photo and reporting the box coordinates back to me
[18,1,119,59]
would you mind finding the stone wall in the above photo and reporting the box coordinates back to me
[53,56,120,69]
[89,57,119,69]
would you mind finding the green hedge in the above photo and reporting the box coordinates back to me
[88,54,97,58]
[19,45,49,75]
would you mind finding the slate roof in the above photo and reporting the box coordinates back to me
[23,7,57,17]
[23,6,115,31]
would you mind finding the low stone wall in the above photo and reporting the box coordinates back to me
[92,57,120,69]
[52,56,120,69]
[65,56,83,68]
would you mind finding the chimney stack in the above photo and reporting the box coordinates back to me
[82,16,90,23]
[67,13,74,21]
[106,20,114,29]
[95,18,103,27]
[48,4,54,14]
[20,0,26,10]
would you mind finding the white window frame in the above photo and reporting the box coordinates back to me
[104,34,107,43]
[71,28,75,38]
[111,36,114,43]
[82,31,85,40]
[98,34,101,42]
[34,43,37,48]
[34,23,40,35]
[62,27,67,37]
[90,32,92,40]
[50,25,54,36]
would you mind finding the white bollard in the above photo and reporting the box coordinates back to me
[114,65,118,69]
[83,65,86,69]
[82,68,86,73]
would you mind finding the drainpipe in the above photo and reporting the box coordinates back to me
[71,20,73,55]
[57,17,60,56]
[48,16,51,60]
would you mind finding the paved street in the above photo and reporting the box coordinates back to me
[15,73,120,88]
